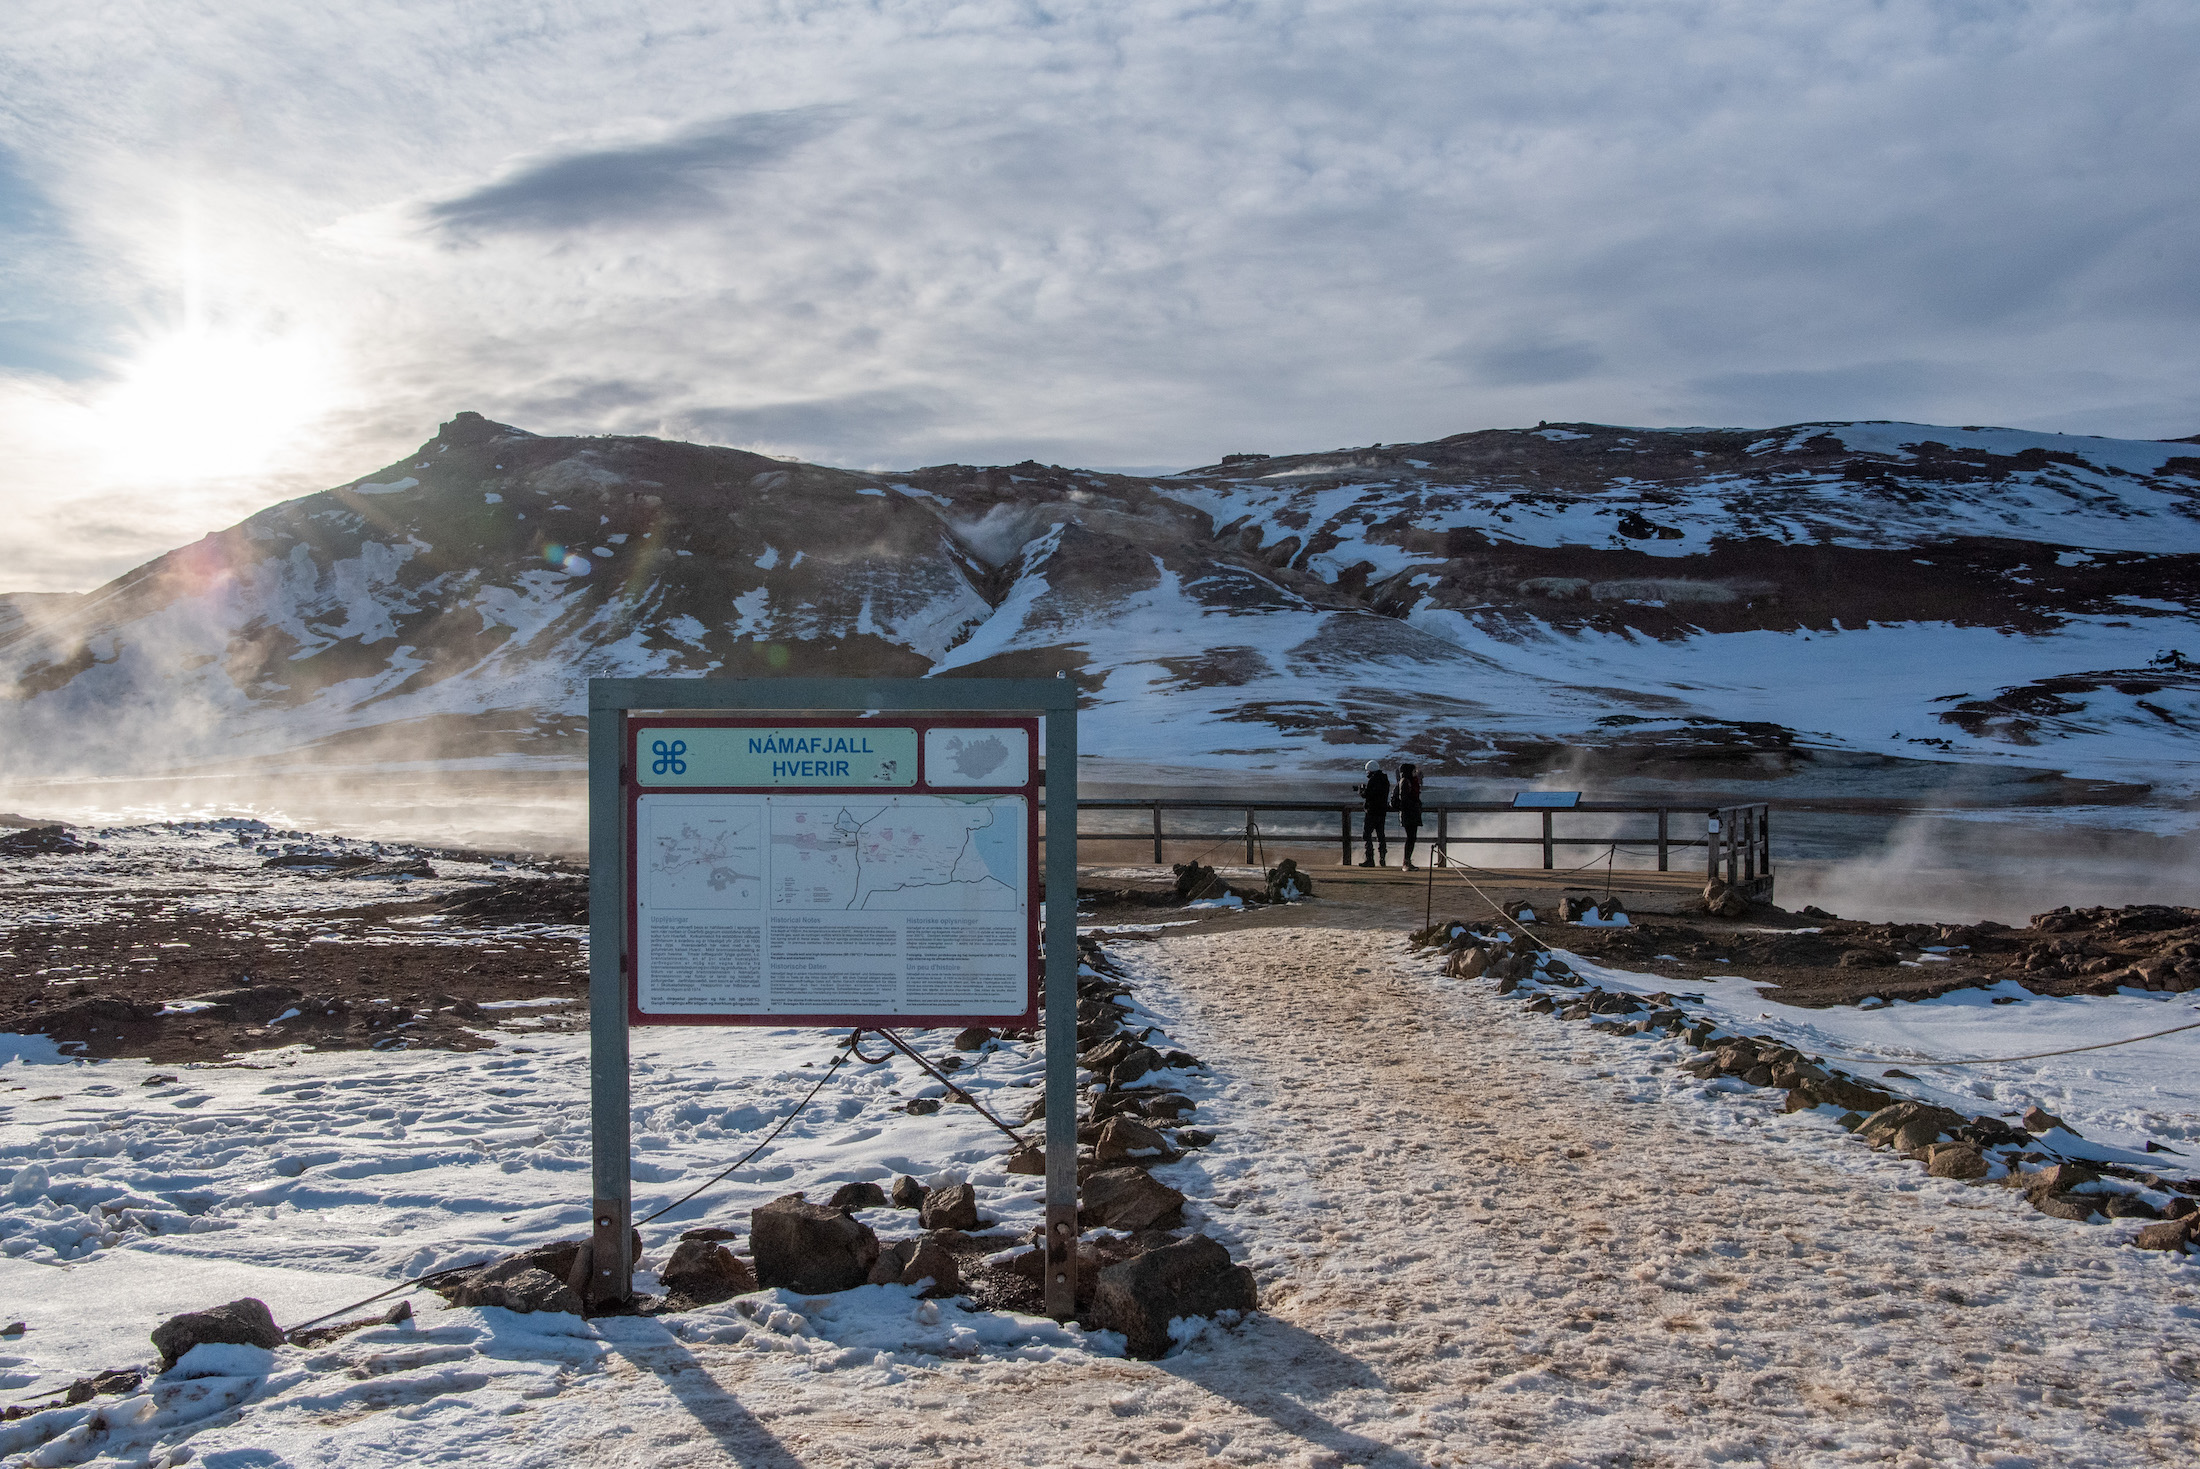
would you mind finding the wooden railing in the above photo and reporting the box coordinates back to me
[1038,798,1764,875]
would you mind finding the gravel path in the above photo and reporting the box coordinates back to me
[127,902,2194,1468]
[1116,903,2200,1467]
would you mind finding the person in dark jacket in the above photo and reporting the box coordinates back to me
[1355,760,1390,867]
[1395,761,1425,870]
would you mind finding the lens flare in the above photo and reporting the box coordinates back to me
[97,325,335,483]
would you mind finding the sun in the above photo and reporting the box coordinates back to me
[97,325,336,483]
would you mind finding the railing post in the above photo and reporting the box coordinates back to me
[1726,808,1740,888]
[1707,809,1720,886]
[1244,809,1255,865]
[1341,808,1351,866]
[1541,810,1554,870]
[1152,804,1162,865]
[1437,808,1448,866]
[1657,808,1669,872]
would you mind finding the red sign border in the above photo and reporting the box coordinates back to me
[624,713,1041,1029]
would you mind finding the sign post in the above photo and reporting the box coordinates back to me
[586,677,1081,1315]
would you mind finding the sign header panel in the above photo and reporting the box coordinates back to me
[624,713,1040,1027]
[636,724,918,788]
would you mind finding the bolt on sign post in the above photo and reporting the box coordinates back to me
[587,677,1083,1316]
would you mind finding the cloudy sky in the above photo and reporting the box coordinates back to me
[3,0,2195,592]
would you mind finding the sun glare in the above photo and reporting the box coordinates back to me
[97,326,335,483]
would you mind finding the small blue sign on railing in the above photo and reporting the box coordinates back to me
[1511,791,1582,809]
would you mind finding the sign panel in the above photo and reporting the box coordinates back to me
[626,715,1038,1027]
[637,725,918,787]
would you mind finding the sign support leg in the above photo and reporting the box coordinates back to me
[586,696,633,1307]
[1042,699,1080,1319]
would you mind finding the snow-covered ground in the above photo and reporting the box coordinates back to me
[3,901,2196,1466]
[1558,943,2200,1168]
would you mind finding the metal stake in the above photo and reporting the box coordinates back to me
[1042,699,1080,1318]
[586,696,633,1306]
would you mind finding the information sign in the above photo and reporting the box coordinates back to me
[626,715,1039,1027]
[588,677,1079,1320]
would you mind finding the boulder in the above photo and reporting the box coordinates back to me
[2133,1215,2200,1253]
[1095,1115,1176,1166]
[2022,1105,2076,1136]
[1082,1035,1135,1071]
[426,1240,588,1316]
[1172,861,1225,901]
[827,1181,889,1212]
[904,1098,943,1116]
[0,825,100,858]
[438,1257,585,1316]
[1082,1167,1186,1232]
[1857,1101,1965,1151]
[898,1236,963,1295]
[1702,881,1749,918]
[1890,1117,1945,1152]
[918,1181,981,1232]
[151,1297,285,1368]
[750,1194,882,1292]
[1264,858,1313,901]
[891,1175,927,1209]
[1089,1234,1258,1360]
[1445,947,1489,980]
[2021,1162,2100,1199]
[953,1027,993,1052]
[1926,1143,1991,1180]
[658,1239,758,1303]
[2031,1193,2098,1222]
[1109,1046,1166,1087]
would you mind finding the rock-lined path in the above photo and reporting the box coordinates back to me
[172,904,2194,1468]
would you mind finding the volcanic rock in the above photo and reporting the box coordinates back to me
[1089,1234,1258,1360]
[2133,1215,2200,1252]
[151,1298,285,1368]
[658,1239,758,1303]
[1926,1143,1992,1180]
[1081,1167,1187,1232]
[750,1194,882,1292]
[918,1181,981,1232]
[827,1181,889,1212]
[1095,1115,1175,1166]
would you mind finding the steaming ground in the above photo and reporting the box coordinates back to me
[3,889,2197,1464]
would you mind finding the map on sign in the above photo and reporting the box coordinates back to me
[923,726,1031,787]
[771,799,1019,911]
[633,789,1029,1018]
[643,803,762,908]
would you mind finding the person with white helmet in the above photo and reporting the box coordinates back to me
[1354,759,1391,867]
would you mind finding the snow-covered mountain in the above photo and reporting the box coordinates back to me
[4,411,2198,794]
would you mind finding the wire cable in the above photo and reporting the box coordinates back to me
[635,1049,852,1226]
[275,1041,856,1341]
[1802,1018,2200,1069]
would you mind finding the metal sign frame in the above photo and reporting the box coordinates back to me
[587,676,1083,1316]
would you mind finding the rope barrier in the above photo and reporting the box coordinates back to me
[634,1049,853,1226]
[1802,1018,2200,1069]
[274,1041,856,1341]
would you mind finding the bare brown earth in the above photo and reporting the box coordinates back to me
[0,872,587,1063]
[1083,862,2200,1008]
[8,828,2195,1070]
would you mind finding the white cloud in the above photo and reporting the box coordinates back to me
[1,0,2196,591]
